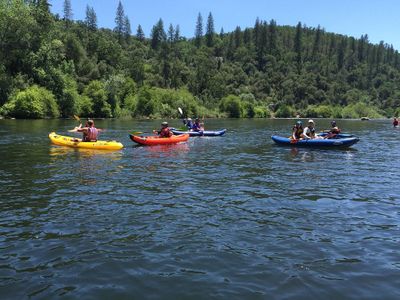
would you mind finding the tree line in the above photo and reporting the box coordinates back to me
[1,0,400,119]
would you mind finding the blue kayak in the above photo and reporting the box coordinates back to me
[271,135,359,148]
[171,129,227,137]
[317,132,354,138]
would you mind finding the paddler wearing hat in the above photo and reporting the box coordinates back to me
[153,121,173,138]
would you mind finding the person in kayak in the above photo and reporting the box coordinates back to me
[324,120,341,139]
[154,121,173,138]
[292,120,304,140]
[75,119,100,142]
[393,118,399,127]
[192,118,204,132]
[303,119,321,139]
[183,118,194,130]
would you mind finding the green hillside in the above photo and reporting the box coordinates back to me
[1,0,400,119]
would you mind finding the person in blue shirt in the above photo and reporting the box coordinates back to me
[183,118,193,130]
[192,118,204,132]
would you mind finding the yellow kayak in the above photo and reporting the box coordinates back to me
[49,132,123,150]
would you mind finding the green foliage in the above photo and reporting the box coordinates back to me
[341,103,382,119]
[2,85,59,118]
[1,1,400,119]
[275,105,294,118]
[220,95,242,118]
[83,80,111,117]
[304,105,333,118]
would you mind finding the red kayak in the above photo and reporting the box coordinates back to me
[129,134,189,146]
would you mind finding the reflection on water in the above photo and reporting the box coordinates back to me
[133,142,190,159]
[0,119,399,299]
[49,145,123,158]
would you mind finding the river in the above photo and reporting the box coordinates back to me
[0,118,399,299]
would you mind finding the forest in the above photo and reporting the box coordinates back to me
[1,0,400,119]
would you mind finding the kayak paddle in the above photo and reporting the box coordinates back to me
[68,115,82,132]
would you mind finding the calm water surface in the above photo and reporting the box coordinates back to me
[0,119,399,299]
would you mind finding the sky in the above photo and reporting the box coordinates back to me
[50,0,400,50]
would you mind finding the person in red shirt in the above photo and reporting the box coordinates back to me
[154,121,173,138]
[393,118,399,127]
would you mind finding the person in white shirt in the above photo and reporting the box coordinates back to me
[302,119,322,139]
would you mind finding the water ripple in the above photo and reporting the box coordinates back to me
[0,119,399,299]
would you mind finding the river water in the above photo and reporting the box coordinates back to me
[0,119,399,299]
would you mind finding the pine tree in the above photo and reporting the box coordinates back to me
[168,24,174,43]
[337,38,347,70]
[205,12,215,47]
[243,28,252,47]
[257,21,268,69]
[151,18,166,49]
[294,22,303,72]
[358,34,369,62]
[312,25,322,59]
[195,13,203,48]
[269,19,278,55]
[63,0,73,22]
[253,17,261,49]
[220,27,224,38]
[123,15,131,39]
[174,25,180,42]
[136,25,145,41]
[234,26,242,49]
[114,1,124,40]
[85,5,97,30]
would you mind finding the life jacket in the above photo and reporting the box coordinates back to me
[292,126,303,139]
[159,127,172,138]
[192,122,202,131]
[393,120,399,126]
[84,127,98,142]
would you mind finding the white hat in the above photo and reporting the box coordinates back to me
[308,119,314,124]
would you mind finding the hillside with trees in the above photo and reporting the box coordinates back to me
[1,0,400,119]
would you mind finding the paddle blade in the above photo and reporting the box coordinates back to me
[130,131,144,135]
[73,115,80,121]
[178,107,183,115]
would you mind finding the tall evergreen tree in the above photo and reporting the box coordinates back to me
[151,18,166,49]
[312,25,322,59]
[195,13,203,48]
[294,22,303,72]
[136,24,145,41]
[337,38,347,70]
[234,26,242,49]
[123,15,131,39]
[174,25,180,42]
[85,5,97,30]
[220,27,224,37]
[63,0,73,22]
[358,34,368,62]
[243,28,252,47]
[205,12,215,47]
[168,23,174,43]
[257,21,268,69]
[269,19,278,55]
[253,17,261,49]
[114,1,125,40]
